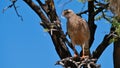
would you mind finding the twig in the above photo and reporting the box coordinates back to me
[56,57,100,68]
[94,3,109,16]
[77,10,88,16]
[3,0,23,21]
[101,11,112,22]
[13,4,23,21]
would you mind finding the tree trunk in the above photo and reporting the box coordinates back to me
[114,38,120,68]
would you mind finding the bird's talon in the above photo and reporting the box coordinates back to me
[73,54,79,58]
[80,56,89,60]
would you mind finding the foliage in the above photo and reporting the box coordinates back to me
[109,18,120,43]
[112,18,120,37]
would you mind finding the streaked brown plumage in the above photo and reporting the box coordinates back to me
[62,9,90,58]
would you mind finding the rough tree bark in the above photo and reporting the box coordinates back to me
[109,0,120,68]
[114,38,120,68]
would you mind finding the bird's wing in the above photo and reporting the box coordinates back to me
[78,17,88,31]
[66,21,71,39]
[77,17,90,38]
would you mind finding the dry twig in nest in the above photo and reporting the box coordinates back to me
[56,57,100,68]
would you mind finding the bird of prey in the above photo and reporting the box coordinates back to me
[62,9,90,58]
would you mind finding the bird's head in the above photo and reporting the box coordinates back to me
[62,9,74,18]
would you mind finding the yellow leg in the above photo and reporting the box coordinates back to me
[82,43,85,58]
[82,43,89,59]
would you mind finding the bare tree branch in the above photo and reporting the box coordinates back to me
[24,0,72,59]
[3,0,23,21]
[88,0,96,48]
[93,33,113,59]
[94,3,109,16]
[24,0,50,25]
[77,10,88,16]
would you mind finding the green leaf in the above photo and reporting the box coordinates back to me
[109,38,118,43]
[112,18,120,37]
[109,38,115,43]
[44,28,49,32]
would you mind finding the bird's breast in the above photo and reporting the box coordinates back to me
[67,20,89,46]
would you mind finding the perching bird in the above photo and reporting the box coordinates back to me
[62,9,90,58]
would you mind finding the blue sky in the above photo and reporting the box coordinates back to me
[0,0,113,68]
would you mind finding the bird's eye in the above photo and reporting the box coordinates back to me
[64,11,70,15]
